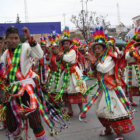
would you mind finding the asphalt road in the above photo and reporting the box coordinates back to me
[0,80,140,140]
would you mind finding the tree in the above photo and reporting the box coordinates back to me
[16,14,21,23]
[71,1,110,41]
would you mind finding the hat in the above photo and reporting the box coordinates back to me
[60,26,73,44]
[91,27,108,48]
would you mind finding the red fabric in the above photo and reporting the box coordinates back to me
[130,87,140,96]
[63,93,87,104]
[49,54,58,72]
[107,50,126,87]
[6,50,37,113]
[110,119,135,134]
[99,117,135,134]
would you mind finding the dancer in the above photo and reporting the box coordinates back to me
[84,27,135,140]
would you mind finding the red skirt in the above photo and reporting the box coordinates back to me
[99,117,135,134]
[63,93,87,104]
[131,87,140,96]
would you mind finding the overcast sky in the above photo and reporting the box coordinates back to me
[0,0,140,30]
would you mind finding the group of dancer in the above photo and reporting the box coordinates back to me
[0,25,139,140]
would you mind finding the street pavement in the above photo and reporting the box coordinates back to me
[0,80,140,140]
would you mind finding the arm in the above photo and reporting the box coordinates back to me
[0,50,7,66]
[96,56,115,73]
[28,43,44,60]
[22,27,43,60]
[125,52,136,63]
[63,49,76,63]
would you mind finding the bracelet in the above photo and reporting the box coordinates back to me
[28,37,37,47]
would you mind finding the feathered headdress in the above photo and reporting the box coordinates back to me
[63,26,70,38]
[48,32,59,46]
[40,36,47,46]
[133,27,140,42]
[73,38,81,47]
[60,26,72,44]
[93,27,107,43]
[108,36,115,46]
[92,26,107,47]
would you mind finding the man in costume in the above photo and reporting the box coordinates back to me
[84,27,135,140]
[0,26,47,140]
[125,27,140,106]
[38,37,51,85]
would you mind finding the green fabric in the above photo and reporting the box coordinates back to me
[54,63,61,90]
[9,43,22,82]
[55,63,70,101]
[134,65,140,91]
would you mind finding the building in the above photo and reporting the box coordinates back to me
[132,15,140,27]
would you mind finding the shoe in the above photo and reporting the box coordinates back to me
[100,129,113,136]
[115,137,124,140]
[131,102,137,106]
[67,112,73,117]
[80,113,86,119]
[0,124,4,130]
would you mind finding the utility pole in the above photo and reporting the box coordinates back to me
[63,13,66,28]
[81,0,86,40]
[117,2,121,35]
[117,2,121,25]
[24,0,28,22]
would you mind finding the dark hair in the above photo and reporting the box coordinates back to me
[6,26,19,38]
[61,40,72,46]
[0,36,3,40]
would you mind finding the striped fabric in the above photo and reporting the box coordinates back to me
[127,65,132,92]
[134,65,140,91]
[7,50,37,113]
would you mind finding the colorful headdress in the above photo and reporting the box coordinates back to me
[92,26,107,47]
[108,36,116,46]
[48,33,58,46]
[133,27,140,42]
[63,26,70,38]
[40,37,47,46]
[73,38,81,47]
[60,26,72,44]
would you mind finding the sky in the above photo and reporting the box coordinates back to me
[0,0,140,30]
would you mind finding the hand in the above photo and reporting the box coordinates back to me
[22,27,31,40]
[85,53,96,63]
[58,51,63,57]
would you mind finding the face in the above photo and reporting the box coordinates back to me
[94,44,104,57]
[51,46,58,55]
[6,33,20,49]
[62,41,71,52]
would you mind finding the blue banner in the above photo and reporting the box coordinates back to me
[0,22,61,36]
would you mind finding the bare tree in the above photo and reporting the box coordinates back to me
[71,1,110,41]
